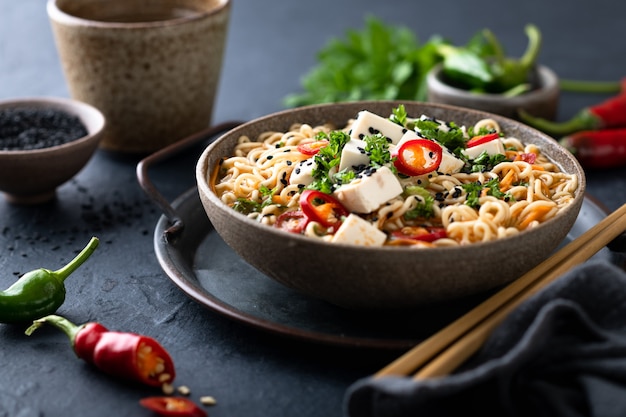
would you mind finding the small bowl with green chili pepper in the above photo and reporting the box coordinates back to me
[426,24,560,122]
[0,96,105,204]
[427,63,560,122]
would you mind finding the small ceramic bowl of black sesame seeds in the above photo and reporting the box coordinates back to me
[0,96,105,204]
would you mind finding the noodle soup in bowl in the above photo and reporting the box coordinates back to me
[196,101,586,310]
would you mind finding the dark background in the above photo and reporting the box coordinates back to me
[1,1,625,416]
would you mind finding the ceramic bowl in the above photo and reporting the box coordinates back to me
[196,101,585,310]
[427,64,560,121]
[0,97,105,204]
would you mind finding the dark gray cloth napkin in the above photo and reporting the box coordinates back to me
[345,261,626,417]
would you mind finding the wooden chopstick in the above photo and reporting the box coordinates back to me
[376,202,626,379]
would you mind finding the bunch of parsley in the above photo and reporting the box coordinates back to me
[284,17,445,107]
[284,19,545,107]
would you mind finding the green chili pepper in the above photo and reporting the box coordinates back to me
[437,24,542,96]
[0,237,99,324]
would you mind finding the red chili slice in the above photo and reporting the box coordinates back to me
[139,397,207,417]
[392,139,443,176]
[299,190,349,229]
[466,132,500,148]
[515,152,537,164]
[274,210,309,234]
[391,226,447,243]
[297,140,329,156]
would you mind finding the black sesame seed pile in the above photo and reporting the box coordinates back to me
[0,107,88,151]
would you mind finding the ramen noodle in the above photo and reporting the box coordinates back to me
[212,106,578,247]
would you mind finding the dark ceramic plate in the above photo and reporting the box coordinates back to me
[153,188,617,350]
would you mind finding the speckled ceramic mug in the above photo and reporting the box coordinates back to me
[47,0,230,154]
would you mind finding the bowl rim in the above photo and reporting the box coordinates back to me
[426,63,560,103]
[196,100,586,254]
[0,96,105,155]
[47,0,230,29]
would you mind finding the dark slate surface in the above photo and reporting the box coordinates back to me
[1,0,625,416]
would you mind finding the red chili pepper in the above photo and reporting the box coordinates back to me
[25,314,175,388]
[274,210,309,234]
[466,133,500,148]
[559,128,626,169]
[514,152,537,164]
[392,139,443,176]
[519,83,626,136]
[299,189,349,229]
[391,226,447,243]
[297,139,329,156]
[140,397,207,417]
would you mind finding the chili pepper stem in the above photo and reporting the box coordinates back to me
[559,79,623,94]
[518,109,599,137]
[25,314,83,342]
[53,237,99,281]
[519,24,541,71]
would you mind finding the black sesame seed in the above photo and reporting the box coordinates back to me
[267,155,274,160]
[286,161,292,166]
[0,107,88,150]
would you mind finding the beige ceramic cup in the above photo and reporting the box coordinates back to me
[47,0,230,154]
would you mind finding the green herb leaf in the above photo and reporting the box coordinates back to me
[363,133,393,167]
[461,178,513,208]
[403,186,435,219]
[309,130,351,193]
[283,17,443,107]
[233,198,262,214]
[415,118,466,153]
[466,151,508,173]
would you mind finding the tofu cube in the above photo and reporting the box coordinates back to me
[338,138,370,172]
[333,166,402,213]
[289,158,316,187]
[349,110,407,145]
[438,148,465,174]
[464,138,505,160]
[331,214,387,246]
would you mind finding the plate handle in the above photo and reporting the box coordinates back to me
[136,121,243,242]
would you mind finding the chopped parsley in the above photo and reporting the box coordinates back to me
[232,198,261,214]
[415,118,466,154]
[333,169,356,185]
[390,104,408,127]
[232,185,278,214]
[363,133,393,168]
[309,130,351,193]
[465,151,508,173]
[462,178,513,208]
[403,185,435,219]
